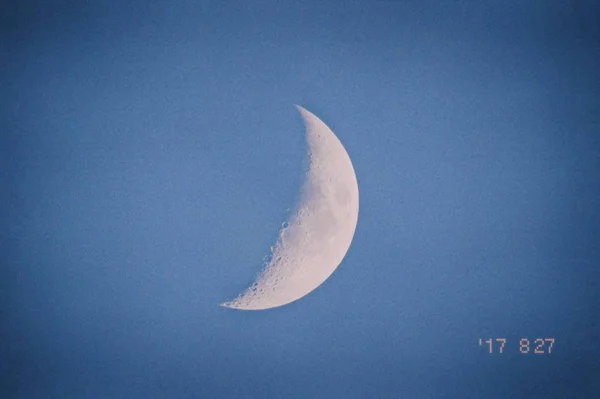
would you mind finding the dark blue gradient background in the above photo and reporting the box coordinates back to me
[2,1,600,398]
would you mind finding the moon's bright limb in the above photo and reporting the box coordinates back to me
[221,105,359,310]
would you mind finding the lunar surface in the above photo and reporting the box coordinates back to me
[221,105,359,310]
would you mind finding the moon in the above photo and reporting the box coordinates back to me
[221,105,359,310]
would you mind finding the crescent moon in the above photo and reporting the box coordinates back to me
[221,105,359,310]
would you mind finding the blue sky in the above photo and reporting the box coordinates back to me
[2,1,600,398]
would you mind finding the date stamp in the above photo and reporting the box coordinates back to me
[478,338,555,354]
